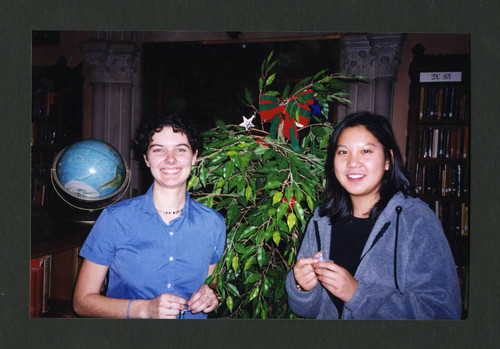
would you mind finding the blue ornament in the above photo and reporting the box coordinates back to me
[309,98,322,118]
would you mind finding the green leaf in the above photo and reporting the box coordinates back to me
[266,73,276,86]
[227,202,238,226]
[272,191,283,205]
[252,300,262,318]
[240,226,257,240]
[226,295,234,312]
[276,201,288,220]
[238,152,252,169]
[294,185,304,203]
[313,69,328,80]
[256,246,265,267]
[249,286,259,301]
[237,194,248,207]
[285,185,294,202]
[224,249,235,270]
[276,220,288,233]
[206,195,214,208]
[223,161,235,179]
[266,51,274,64]
[205,273,216,286]
[262,276,273,297]
[245,272,260,284]
[272,231,281,246]
[287,250,295,266]
[226,283,240,297]
[210,153,228,166]
[236,176,246,193]
[245,185,252,201]
[263,148,277,161]
[282,83,290,99]
[199,166,208,186]
[215,119,226,129]
[267,208,276,218]
[293,201,305,224]
[187,175,198,190]
[263,180,282,190]
[256,228,266,244]
[265,226,274,243]
[244,256,255,271]
[244,87,253,105]
[267,60,278,72]
[287,212,296,231]
[231,255,239,273]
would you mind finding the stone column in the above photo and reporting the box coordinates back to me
[81,36,140,198]
[337,33,405,123]
[368,33,406,122]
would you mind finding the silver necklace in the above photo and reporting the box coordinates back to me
[163,209,183,215]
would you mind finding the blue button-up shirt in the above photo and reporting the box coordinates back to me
[80,185,226,318]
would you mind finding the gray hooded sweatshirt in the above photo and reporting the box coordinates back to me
[285,192,462,319]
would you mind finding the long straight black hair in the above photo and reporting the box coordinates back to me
[319,111,415,222]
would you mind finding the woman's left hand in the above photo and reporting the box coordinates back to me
[314,261,358,302]
[187,284,218,314]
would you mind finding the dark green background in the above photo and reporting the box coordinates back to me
[1,0,498,348]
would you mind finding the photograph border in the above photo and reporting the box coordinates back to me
[1,0,499,348]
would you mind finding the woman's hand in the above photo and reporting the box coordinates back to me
[146,293,188,319]
[313,261,358,302]
[188,284,218,314]
[293,251,323,291]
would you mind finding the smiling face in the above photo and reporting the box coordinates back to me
[143,126,197,191]
[333,125,390,214]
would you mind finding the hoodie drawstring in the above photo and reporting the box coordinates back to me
[394,206,403,293]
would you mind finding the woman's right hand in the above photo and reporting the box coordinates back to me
[293,251,322,291]
[145,293,188,319]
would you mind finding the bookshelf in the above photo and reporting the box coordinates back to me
[31,58,85,318]
[405,44,469,318]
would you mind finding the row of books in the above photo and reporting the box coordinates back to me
[30,256,52,318]
[31,120,58,148]
[33,91,58,120]
[417,126,469,159]
[418,85,467,121]
[415,163,467,198]
[430,200,469,238]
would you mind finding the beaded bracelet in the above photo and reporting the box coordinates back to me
[127,298,135,319]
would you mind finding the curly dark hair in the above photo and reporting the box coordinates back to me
[319,111,415,222]
[134,113,203,157]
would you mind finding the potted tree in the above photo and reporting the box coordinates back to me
[189,52,365,318]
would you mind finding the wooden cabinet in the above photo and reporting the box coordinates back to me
[405,44,469,318]
[30,225,90,317]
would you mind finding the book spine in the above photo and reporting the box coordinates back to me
[437,87,444,120]
[30,258,44,318]
[419,87,425,120]
[432,128,440,158]
[448,86,456,119]
[42,255,52,314]
[462,126,469,159]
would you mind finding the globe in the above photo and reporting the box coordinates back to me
[51,139,130,212]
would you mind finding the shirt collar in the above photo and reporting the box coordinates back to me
[145,184,192,226]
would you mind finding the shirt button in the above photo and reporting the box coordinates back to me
[169,256,174,261]
[169,231,174,236]
[167,283,172,288]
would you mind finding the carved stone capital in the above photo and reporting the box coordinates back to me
[367,33,406,79]
[80,40,109,84]
[340,34,375,79]
[81,40,139,85]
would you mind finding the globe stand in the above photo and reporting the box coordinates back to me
[51,168,131,224]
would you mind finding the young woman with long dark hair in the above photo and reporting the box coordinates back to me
[286,112,461,319]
